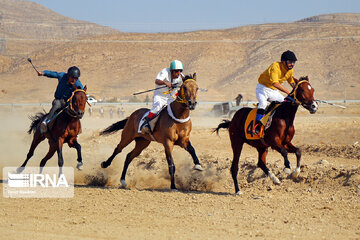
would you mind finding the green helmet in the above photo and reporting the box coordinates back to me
[170,60,183,71]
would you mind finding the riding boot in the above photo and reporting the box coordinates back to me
[140,116,153,134]
[253,120,263,135]
[40,117,50,134]
[253,109,265,135]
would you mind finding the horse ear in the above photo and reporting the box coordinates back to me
[193,72,196,81]
[293,77,299,84]
[305,76,309,81]
[83,85,87,91]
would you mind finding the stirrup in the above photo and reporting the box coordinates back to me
[253,123,262,135]
[40,121,47,134]
[140,119,152,134]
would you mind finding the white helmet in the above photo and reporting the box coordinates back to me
[170,60,183,71]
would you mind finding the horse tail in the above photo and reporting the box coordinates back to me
[28,111,47,134]
[100,118,128,135]
[213,120,231,135]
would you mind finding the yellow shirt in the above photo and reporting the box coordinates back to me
[258,62,295,90]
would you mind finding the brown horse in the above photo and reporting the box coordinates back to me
[214,77,318,194]
[17,86,88,175]
[100,74,202,190]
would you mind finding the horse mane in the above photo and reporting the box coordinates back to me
[183,74,194,81]
[28,111,47,134]
[298,76,308,82]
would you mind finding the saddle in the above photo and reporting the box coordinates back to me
[138,106,166,134]
[244,103,280,140]
[46,106,67,131]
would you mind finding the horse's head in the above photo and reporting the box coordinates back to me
[177,73,198,110]
[291,77,318,114]
[67,85,88,118]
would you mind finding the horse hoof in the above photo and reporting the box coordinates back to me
[101,162,108,168]
[283,168,291,175]
[291,168,300,178]
[16,167,24,173]
[193,164,203,171]
[171,188,179,192]
[269,172,281,185]
[120,179,127,188]
[76,162,83,170]
[235,191,243,195]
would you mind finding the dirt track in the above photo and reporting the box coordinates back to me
[0,104,359,239]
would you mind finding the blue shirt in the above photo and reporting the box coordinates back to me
[43,70,84,100]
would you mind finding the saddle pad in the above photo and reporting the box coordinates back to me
[137,110,161,134]
[244,109,264,140]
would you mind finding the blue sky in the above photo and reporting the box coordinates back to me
[31,0,360,33]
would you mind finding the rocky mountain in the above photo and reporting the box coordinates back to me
[0,1,359,103]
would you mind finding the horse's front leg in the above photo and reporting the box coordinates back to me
[285,142,301,178]
[257,147,280,185]
[184,141,203,171]
[164,140,176,190]
[73,140,83,170]
[271,139,291,175]
[57,138,65,176]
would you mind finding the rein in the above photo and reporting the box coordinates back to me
[176,79,196,104]
[287,80,308,105]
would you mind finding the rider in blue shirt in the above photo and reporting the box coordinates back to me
[38,66,83,133]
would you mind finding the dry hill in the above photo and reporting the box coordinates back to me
[0,1,359,102]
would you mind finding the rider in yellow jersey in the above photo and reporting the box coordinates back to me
[253,50,297,135]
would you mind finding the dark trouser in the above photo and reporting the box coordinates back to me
[47,99,66,120]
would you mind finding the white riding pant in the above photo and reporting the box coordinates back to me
[256,83,285,109]
[150,94,174,114]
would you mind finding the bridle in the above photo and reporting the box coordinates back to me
[288,80,309,105]
[286,79,318,113]
[176,79,197,105]
[66,89,87,118]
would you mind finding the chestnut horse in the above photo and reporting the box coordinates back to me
[100,74,202,190]
[17,86,88,175]
[215,77,318,194]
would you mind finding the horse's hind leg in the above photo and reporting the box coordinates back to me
[39,143,57,174]
[185,141,203,171]
[257,147,280,185]
[17,132,45,173]
[230,138,244,195]
[285,142,301,178]
[120,137,151,187]
[101,132,134,168]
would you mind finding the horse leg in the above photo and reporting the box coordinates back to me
[164,140,176,190]
[230,137,244,195]
[257,147,280,185]
[17,132,45,173]
[73,141,83,170]
[39,143,57,173]
[271,139,291,175]
[56,139,65,176]
[285,142,301,178]
[120,137,151,187]
[184,141,203,171]
[101,133,134,168]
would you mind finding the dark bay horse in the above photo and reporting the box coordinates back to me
[100,74,202,190]
[18,86,88,175]
[215,77,318,194]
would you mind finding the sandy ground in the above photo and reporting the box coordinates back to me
[0,103,359,240]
